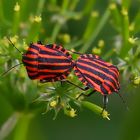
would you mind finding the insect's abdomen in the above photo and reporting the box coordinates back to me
[74,54,120,95]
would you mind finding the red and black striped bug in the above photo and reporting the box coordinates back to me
[22,41,74,83]
[1,38,76,85]
[73,54,121,110]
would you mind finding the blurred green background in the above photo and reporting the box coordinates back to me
[0,0,140,140]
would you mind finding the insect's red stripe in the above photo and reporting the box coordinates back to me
[23,59,37,65]
[38,62,71,66]
[24,55,38,59]
[40,45,59,54]
[28,48,39,54]
[39,54,69,59]
[39,69,70,73]
[26,66,38,71]
[85,76,101,92]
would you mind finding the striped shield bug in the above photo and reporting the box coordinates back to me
[22,42,74,83]
[1,37,74,84]
[73,54,123,110]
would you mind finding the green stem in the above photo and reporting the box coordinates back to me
[13,113,34,140]
[82,0,96,15]
[81,8,110,53]
[51,0,69,42]
[120,9,130,58]
[81,101,110,120]
[0,0,10,26]
[36,0,46,15]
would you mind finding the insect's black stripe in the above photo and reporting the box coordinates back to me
[38,64,72,70]
[38,57,71,63]
[83,73,102,86]
[30,44,40,51]
[104,82,115,92]
[23,56,38,61]
[26,51,38,55]
[24,63,38,68]
[93,58,115,69]
[100,85,108,95]
[39,50,63,56]
[78,59,118,80]
[77,63,118,89]
[38,72,67,75]
[28,74,38,79]
[46,44,53,49]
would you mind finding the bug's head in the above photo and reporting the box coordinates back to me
[22,43,40,80]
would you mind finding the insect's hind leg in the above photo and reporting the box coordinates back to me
[76,89,96,100]
[61,79,89,91]
[101,95,108,114]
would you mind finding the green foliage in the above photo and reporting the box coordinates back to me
[0,0,140,140]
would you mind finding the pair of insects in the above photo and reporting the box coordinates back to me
[4,38,121,110]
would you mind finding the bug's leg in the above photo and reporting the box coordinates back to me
[62,79,88,91]
[102,95,108,113]
[40,79,48,83]
[76,90,96,99]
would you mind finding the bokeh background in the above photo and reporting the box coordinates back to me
[0,0,140,140]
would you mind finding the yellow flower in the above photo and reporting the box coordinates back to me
[34,16,42,23]
[69,108,77,117]
[92,47,101,55]
[62,34,71,43]
[121,8,128,16]
[14,2,20,12]
[109,3,116,10]
[133,76,140,85]
[50,100,57,107]
[98,40,105,48]
[128,37,137,44]
[102,110,110,120]
[91,11,99,18]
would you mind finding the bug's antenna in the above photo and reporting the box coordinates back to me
[0,63,23,77]
[6,36,23,54]
[117,92,129,111]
